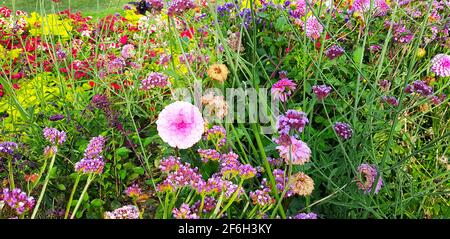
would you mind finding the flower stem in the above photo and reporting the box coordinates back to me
[7,157,15,189]
[64,173,81,219]
[70,174,94,219]
[216,179,244,218]
[31,151,57,219]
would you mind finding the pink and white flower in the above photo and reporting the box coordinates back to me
[156,101,204,149]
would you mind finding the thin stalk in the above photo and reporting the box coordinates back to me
[64,174,81,219]
[7,157,15,189]
[70,174,94,219]
[31,150,57,219]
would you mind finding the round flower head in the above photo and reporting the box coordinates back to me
[276,110,309,135]
[289,0,308,19]
[1,188,35,215]
[276,136,311,165]
[334,122,353,140]
[312,85,332,100]
[0,141,18,158]
[43,127,67,145]
[305,16,323,40]
[324,45,345,60]
[353,0,390,16]
[156,101,205,149]
[356,163,383,194]
[140,72,169,90]
[207,63,229,83]
[430,54,450,77]
[290,172,314,196]
[271,78,297,102]
[104,205,140,219]
[121,44,135,59]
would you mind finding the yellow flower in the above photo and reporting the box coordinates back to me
[417,48,426,59]
[124,9,143,24]
[26,12,73,38]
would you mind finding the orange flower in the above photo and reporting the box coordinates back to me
[207,63,229,83]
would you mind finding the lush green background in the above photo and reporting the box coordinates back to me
[2,0,129,18]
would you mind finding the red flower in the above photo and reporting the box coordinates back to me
[89,81,95,87]
[12,84,20,90]
[120,35,128,45]
[180,27,195,39]
[111,82,121,90]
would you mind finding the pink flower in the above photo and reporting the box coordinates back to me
[121,44,135,59]
[276,136,311,165]
[353,0,390,16]
[305,16,323,40]
[271,78,297,102]
[430,54,450,77]
[156,101,204,149]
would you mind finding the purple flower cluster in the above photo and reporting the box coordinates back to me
[159,156,182,173]
[43,127,67,145]
[192,196,217,213]
[356,163,383,194]
[290,212,318,219]
[324,45,345,60]
[250,180,275,207]
[49,114,65,121]
[107,57,126,73]
[219,152,241,178]
[1,188,35,215]
[198,148,221,163]
[273,169,294,197]
[75,136,106,174]
[268,157,283,167]
[172,203,200,219]
[140,72,169,90]
[238,164,257,179]
[157,159,202,193]
[430,94,447,105]
[91,94,111,113]
[104,205,140,219]
[381,96,399,107]
[125,183,142,198]
[389,22,414,44]
[178,51,210,65]
[379,80,391,91]
[0,141,18,157]
[276,110,309,136]
[167,0,196,16]
[405,80,433,96]
[204,125,227,147]
[334,122,353,140]
[312,85,332,100]
[145,0,164,12]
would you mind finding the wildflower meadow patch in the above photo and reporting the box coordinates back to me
[0,0,449,220]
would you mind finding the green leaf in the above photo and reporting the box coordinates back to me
[56,184,66,191]
[353,46,364,64]
[133,167,145,175]
[115,147,131,157]
[91,199,104,207]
